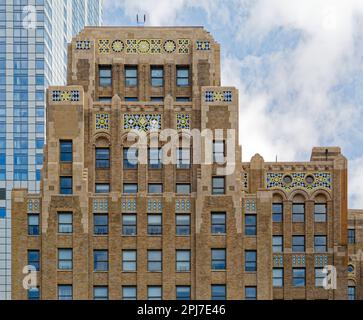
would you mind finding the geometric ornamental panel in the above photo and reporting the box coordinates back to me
[52,90,80,102]
[205,91,232,102]
[123,114,162,132]
[176,113,191,130]
[196,40,211,50]
[95,113,110,131]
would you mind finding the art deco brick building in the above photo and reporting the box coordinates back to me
[11,26,363,300]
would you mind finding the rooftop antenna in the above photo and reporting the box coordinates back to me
[325,148,328,161]
[136,13,146,26]
[275,155,278,162]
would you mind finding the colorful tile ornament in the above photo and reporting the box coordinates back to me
[52,90,80,102]
[111,40,124,52]
[266,172,332,192]
[93,199,108,212]
[176,114,191,130]
[126,39,137,53]
[150,39,162,54]
[95,113,110,130]
[178,39,190,54]
[205,91,232,102]
[121,199,137,212]
[98,39,110,54]
[163,40,176,53]
[137,39,150,53]
[196,40,211,50]
[123,114,162,132]
[76,40,91,50]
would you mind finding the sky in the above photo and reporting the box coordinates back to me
[102,0,363,209]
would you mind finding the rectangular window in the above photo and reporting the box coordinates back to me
[176,183,191,194]
[58,285,72,300]
[245,214,257,236]
[348,286,356,300]
[315,268,325,287]
[95,183,110,193]
[245,250,257,272]
[151,66,164,87]
[60,140,72,162]
[99,65,112,87]
[58,212,72,233]
[175,97,191,102]
[292,236,305,252]
[213,141,225,163]
[96,148,110,169]
[94,286,108,300]
[176,148,190,169]
[60,176,72,195]
[212,177,225,195]
[176,250,191,272]
[148,183,163,194]
[148,148,162,169]
[211,212,226,234]
[314,235,327,253]
[348,229,356,244]
[122,214,137,235]
[123,183,138,194]
[245,286,257,300]
[211,249,226,270]
[94,214,108,235]
[272,203,283,222]
[314,203,327,222]
[123,148,138,169]
[211,285,226,300]
[122,286,137,300]
[28,287,40,300]
[273,268,284,287]
[58,249,72,270]
[28,214,39,235]
[176,286,191,300]
[148,286,162,300]
[125,66,137,87]
[150,97,164,102]
[273,236,283,253]
[122,250,137,272]
[147,214,162,235]
[94,250,108,272]
[293,268,306,287]
[28,250,40,271]
[176,66,189,86]
[148,250,162,272]
[176,214,190,236]
[125,97,138,102]
[292,203,305,222]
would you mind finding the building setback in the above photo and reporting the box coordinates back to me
[10,26,363,300]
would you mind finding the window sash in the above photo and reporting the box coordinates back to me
[176,215,190,235]
[94,214,109,235]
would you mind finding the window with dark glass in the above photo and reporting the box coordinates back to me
[28,250,40,271]
[58,285,72,300]
[151,66,164,87]
[58,212,72,233]
[60,140,72,162]
[176,148,190,169]
[315,268,325,287]
[348,229,356,244]
[60,177,72,195]
[148,286,162,300]
[147,250,162,272]
[122,214,137,235]
[123,148,138,169]
[176,184,191,194]
[123,183,138,194]
[95,183,110,193]
[99,97,112,102]
[245,286,257,300]
[94,250,108,271]
[150,97,164,101]
[314,203,327,222]
[28,287,40,300]
[212,177,225,195]
[94,214,108,235]
[95,148,110,168]
[292,236,305,252]
[314,235,327,253]
[58,249,72,270]
[148,214,162,235]
[149,148,162,169]
[245,214,256,236]
[176,286,191,300]
[213,141,225,163]
[124,97,138,101]
[176,250,191,272]
[293,268,306,287]
[272,235,283,253]
[211,249,226,270]
[176,214,190,235]
[122,286,137,300]
[211,285,226,300]
[148,183,163,194]
[273,268,284,287]
[125,66,137,87]
[272,203,283,222]
[292,203,305,222]
[99,65,112,87]
[94,286,108,300]
[122,250,137,272]
[28,214,39,235]
[176,66,189,86]
[175,97,191,102]
[245,250,257,272]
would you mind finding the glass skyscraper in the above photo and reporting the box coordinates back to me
[0,0,102,300]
